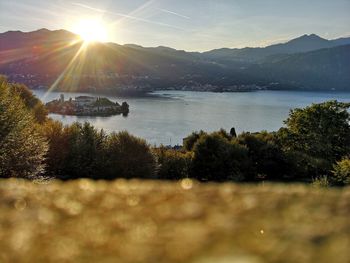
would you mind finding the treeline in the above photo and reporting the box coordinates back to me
[0,76,349,185]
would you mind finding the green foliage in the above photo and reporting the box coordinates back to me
[312,176,330,188]
[0,77,48,178]
[41,120,70,176]
[280,101,350,161]
[104,131,156,179]
[277,101,350,179]
[236,132,288,180]
[64,122,106,179]
[191,134,251,182]
[94,97,115,106]
[212,128,234,141]
[283,151,331,180]
[1,76,348,186]
[154,147,192,180]
[42,121,106,179]
[42,123,155,179]
[10,82,48,123]
[183,130,207,151]
[330,158,350,186]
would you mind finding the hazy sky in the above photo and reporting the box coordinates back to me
[1,0,350,51]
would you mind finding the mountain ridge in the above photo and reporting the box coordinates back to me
[1,29,349,53]
[0,29,349,92]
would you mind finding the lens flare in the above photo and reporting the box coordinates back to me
[72,19,108,43]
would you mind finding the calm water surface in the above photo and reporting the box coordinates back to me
[33,90,350,145]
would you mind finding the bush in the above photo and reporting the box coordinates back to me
[312,176,330,188]
[190,134,252,182]
[104,131,156,179]
[0,77,48,178]
[330,158,350,186]
[154,147,192,180]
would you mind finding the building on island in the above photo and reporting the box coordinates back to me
[74,96,98,107]
[45,94,129,116]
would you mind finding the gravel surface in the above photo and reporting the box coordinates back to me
[0,178,349,263]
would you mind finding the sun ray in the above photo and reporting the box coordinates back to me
[43,42,88,100]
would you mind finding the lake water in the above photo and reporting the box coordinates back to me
[33,90,350,146]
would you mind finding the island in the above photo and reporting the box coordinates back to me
[45,94,129,116]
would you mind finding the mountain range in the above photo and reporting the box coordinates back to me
[0,29,349,92]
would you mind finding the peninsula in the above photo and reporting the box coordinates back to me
[45,94,129,116]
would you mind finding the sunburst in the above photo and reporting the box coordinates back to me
[72,19,108,43]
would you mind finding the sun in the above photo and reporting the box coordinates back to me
[73,19,108,43]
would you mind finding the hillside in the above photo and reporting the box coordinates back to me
[1,29,350,91]
[254,45,350,90]
[0,30,233,92]
[0,179,349,263]
[248,45,350,90]
[202,34,350,63]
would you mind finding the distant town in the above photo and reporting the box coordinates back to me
[45,94,129,116]
[5,73,269,94]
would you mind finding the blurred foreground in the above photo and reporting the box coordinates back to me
[0,179,349,263]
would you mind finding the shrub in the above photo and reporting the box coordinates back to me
[330,158,350,186]
[312,176,330,188]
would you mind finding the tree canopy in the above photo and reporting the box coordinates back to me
[0,77,47,178]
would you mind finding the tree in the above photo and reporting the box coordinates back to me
[280,101,350,161]
[277,101,350,178]
[183,130,207,151]
[0,77,48,178]
[237,132,288,181]
[63,122,106,179]
[121,102,129,115]
[190,134,251,182]
[154,147,192,180]
[212,128,233,141]
[41,120,70,176]
[104,131,156,179]
[230,127,237,138]
[10,82,48,123]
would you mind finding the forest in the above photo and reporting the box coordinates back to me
[0,76,349,186]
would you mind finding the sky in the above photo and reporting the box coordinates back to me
[1,0,350,51]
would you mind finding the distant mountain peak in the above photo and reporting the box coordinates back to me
[34,28,50,33]
[291,33,327,42]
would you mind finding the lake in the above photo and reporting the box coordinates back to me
[33,90,350,146]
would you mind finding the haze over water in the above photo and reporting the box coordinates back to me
[34,90,350,146]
